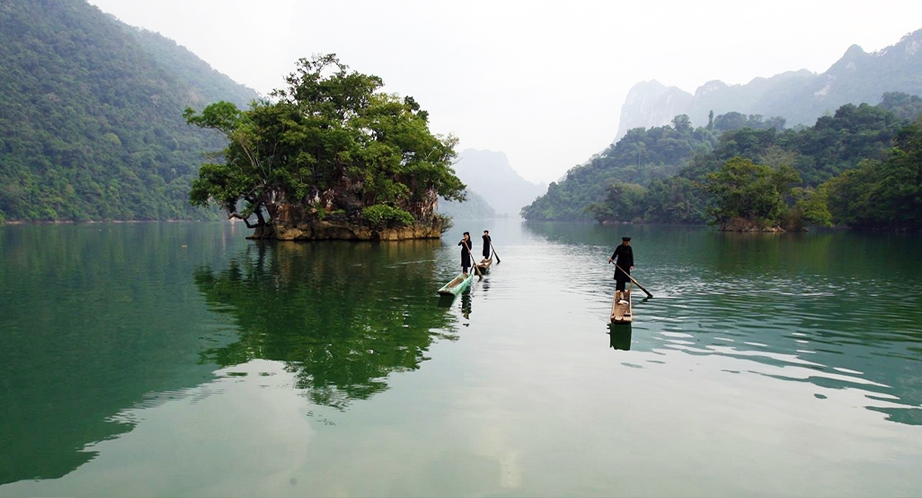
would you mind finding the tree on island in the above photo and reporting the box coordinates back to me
[184,54,466,239]
[703,156,829,231]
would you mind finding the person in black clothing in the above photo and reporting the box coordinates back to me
[482,230,492,259]
[608,236,634,304]
[459,232,473,275]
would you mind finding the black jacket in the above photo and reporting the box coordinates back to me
[611,244,633,280]
[459,239,472,266]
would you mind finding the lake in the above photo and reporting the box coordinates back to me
[1,220,922,497]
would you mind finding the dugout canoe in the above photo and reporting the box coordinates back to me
[610,290,633,324]
[438,272,474,296]
[475,257,492,273]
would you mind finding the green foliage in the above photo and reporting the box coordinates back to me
[641,177,709,224]
[192,242,459,409]
[436,213,454,233]
[186,55,464,229]
[823,117,922,230]
[681,103,904,187]
[0,0,257,222]
[523,98,922,230]
[791,186,832,228]
[878,92,922,122]
[586,182,647,223]
[713,112,786,133]
[316,208,345,220]
[361,204,415,228]
[521,116,718,220]
[703,157,801,229]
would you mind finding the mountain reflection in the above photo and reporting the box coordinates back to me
[193,240,458,409]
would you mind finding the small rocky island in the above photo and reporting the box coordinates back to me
[185,54,465,241]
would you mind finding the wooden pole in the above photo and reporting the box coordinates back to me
[615,264,652,298]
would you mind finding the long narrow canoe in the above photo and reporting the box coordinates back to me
[475,257,492,273]
[438,272,474,296]
[610,290,633,324]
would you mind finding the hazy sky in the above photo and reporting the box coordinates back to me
[87,0,922,184]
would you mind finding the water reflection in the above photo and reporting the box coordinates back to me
[193,240,460,410]
[608,324,632,350]
[460,292,472,319]
[524,222,922,426]
[0,223,240,486]
[644,279,922,424]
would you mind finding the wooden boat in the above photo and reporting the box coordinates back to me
[438,272,474,296]
[610,290,633,324]
[475,257,492,273]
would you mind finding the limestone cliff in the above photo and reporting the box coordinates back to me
[614,28,922,141]
[247,203,443,241]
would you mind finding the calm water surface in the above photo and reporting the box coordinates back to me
[1,220,922,497]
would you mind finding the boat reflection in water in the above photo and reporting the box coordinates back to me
[608,323,632,350]
[436,286,473,320]
[436,294,456,308]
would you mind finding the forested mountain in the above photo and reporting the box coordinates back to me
[527,95,922,231]
[0,0,258,223]
[521,114,727,221]
[616,28,922,140]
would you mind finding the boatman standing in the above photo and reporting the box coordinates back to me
[482,230,492,259]
[608,236,634,304]
[459,232,473,275]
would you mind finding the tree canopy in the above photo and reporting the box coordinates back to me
[822,116,922,230]
[185,55,465,233]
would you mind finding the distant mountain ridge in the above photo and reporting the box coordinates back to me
[616,28,922,139]
[450,149,547,217]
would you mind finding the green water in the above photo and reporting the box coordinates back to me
[1,220,921,497]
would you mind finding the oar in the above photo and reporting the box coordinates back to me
[464,241,483,278]
[613,263,653,298]
[491,246,501,264]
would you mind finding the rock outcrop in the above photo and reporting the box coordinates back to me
[247,203,443,241]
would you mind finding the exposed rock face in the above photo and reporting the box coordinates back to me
[615,80,694,140]
[247,203,443,241]
[614,28,922,140]
[719,217,785,232]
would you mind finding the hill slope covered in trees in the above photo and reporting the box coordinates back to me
[523,94,922,231]
[0,0,257,223]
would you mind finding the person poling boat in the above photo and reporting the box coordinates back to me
[475,229,496,271]
[483,229,501,264]
[608,236,634,323]
[608,236,634,305]
[607,235,653,299]
[459,231,482,278]
[459,232,473,276]
[439,231,480,296]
